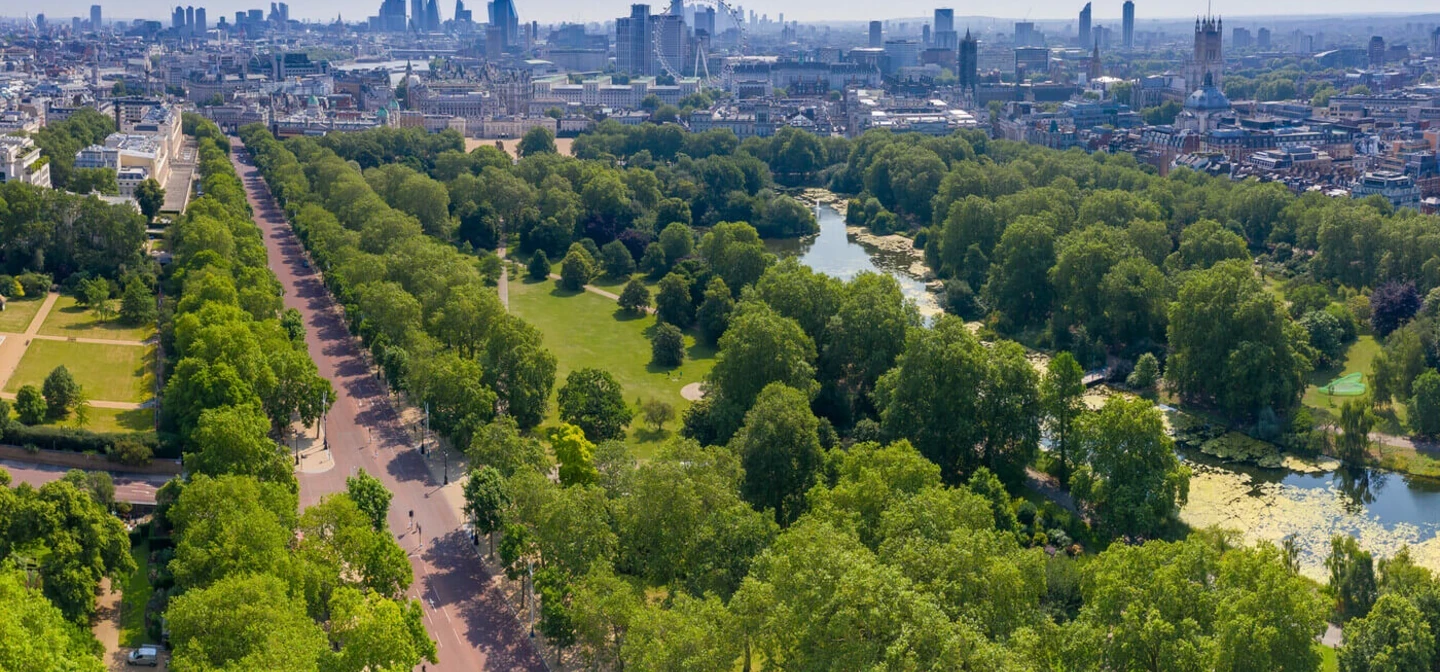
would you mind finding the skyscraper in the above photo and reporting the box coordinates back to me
[958,29,978,90]
[185,6,194,31]
[173,7,186,29]
[933,9,956,50]
[1014,21,1036,47]
[868,20,882,48]
[1257,27,1270,49]
[489,0,519,48]
[90,4,102,30]
[1078,2,1091,48]
[376,0,407,32]
[1121,1,1134,50]
[410,0,424,30]
[195,7,206,33]
[1368,35,1385,67]
[425,0,440,31]
[616,4,653,74]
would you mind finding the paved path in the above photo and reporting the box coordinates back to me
[29,333,154,347]
[546,272,656,314]
[0,391,148,411]
[229,137,546,672]
[0,459,167,504]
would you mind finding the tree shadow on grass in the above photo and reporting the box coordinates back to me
[547,283,584,298]
[612,307,647,322]
[633,426,672,443]
[116,407,154,432]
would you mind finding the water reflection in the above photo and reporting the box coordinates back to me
[764,203,940,317]
[1181,450,1440,580]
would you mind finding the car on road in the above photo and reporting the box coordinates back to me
[127,647,161,667]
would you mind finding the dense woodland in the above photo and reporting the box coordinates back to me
[233,119,1440,671]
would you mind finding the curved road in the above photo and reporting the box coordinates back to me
[227,138,545,672]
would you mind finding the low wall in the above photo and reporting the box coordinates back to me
[0,444,182,475]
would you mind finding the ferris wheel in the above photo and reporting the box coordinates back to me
[652,0,747,88]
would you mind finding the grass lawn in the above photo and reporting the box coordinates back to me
[1300,335,1407,426]
[118,540,152,648]
[38,295,155,341]
[3,340,154,403]
[1316,643,1338,672]
[0,297,45,333]
[8,406,154,433]
[508,276,716,459]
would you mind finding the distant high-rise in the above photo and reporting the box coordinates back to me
[868,20,882,47]
[1121,0,1134,50]
[279,2,289,22]
[454,0,472,24]
[195,7,206,33]
[1368,35,1385,67]
[173,7,186,28]
[1014,21,1036,47]
[375,0,407,32]
[1078,2,1091,48]
[185,6,194,30]
[1257,27,1270,49]
[1232,27,1251,50]
[694,6,715,36]
[958,28,978,89]
[616,4,653,74]
[1432,26,1440,56]
[410,0,424,30]
[934,9,956,50]
[425,0,440,31]
[90,4,101,30]
[489,0,519,48]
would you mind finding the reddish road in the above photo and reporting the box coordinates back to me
[0,459,167,504]
[228,139,546,672]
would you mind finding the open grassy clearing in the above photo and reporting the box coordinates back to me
[3,339,153,403]
[508,275,715,459]
[38,295,156,341]
[118,540,153,648]
[0,297,45,333]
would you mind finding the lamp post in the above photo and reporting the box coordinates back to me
[443,450,448,485]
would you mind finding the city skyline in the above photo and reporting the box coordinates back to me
[17,0,1440,26]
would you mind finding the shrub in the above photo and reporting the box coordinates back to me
[527,250,550,281]
[617,279,651,314]
[559,249,594,291]
[17,272,51,298]
[3,423,160,456]
[1127,353,1160,390]
[110,438,154,466]
[15,385,45,425]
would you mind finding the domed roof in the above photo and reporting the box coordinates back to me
[376,106,388,119]
[1185,84,1230,111]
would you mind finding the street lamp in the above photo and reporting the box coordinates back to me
[443,450,448,485]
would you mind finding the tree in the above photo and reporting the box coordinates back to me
[1410,369,1440,438]
[600,240,636,278]
[623,593,738,672]
[650,322,686,367]
[985,216,1055,330]
[1041,351,1086,486]
[560,247,595,291]
[346,469,392,531]
[519,126,558,157]
[1166,260,1310,421]
[696,277,734,344]
[557,368,631,442]
[1070,396,1190,540]
[482,315,557,430]
[464,466,511,556]
[704,302,817,443]
[640,398,675,431]
[528,249,551,280]
[77,276,110,309]
[167,572,327,672]
[14,385,45,425]
[617,278,651,314]
[1371,281,1422,338]
[658,222,694,264]
[0,568,105,672]
[324,588,437,672]
[730,382,822,526]
[186,404,296,491]
[1339,593,1435,672]
[42,365,81,420]
[118,279,156,326]
[655,272,695,327]
[1327,535,1378,622]
[549,423,599,487]
[1338,397,1377,464]
[570,562,643,670]
[1128,352,1161,390]
[134,178,166,219]
[640,243,668,278]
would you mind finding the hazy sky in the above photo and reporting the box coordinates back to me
[24,0,1440,26]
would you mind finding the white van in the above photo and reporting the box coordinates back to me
[126,646,160,667]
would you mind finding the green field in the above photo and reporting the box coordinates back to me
[38,295,156,341]
[508,276,716,459]
[1300,335,1409,425]
[0,297,45,333]
[3,340,154,403]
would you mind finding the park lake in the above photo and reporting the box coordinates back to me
[766,194,1440,580]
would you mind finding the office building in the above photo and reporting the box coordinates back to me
[425,0,440,31]
[195,7,206,34]
[616,4,654,75]
[90,4,102,30]
[185,6,194,31]
[173,7,186,29]
[374,0,407,32]
[883,40,919,74]
[933,9,957,50]
[1257,27,1271,49]
[1233,27,1251,50]
[1122,1,1134,50]
[1078,2,1091,48]
[489,0,519,48]
[1369,35,1385,67]
[454,0,472,24]
[869,20,882,48]
[695,6,715,37]
[959,29,978,89]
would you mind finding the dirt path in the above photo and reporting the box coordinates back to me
[0,292,59,389]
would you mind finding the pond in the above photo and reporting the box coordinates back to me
[1180,449,1440,581]
[765,201,941,317]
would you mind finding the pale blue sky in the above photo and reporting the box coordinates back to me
[21,0,1440,27]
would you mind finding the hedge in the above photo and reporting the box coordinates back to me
[2,423,168,459]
